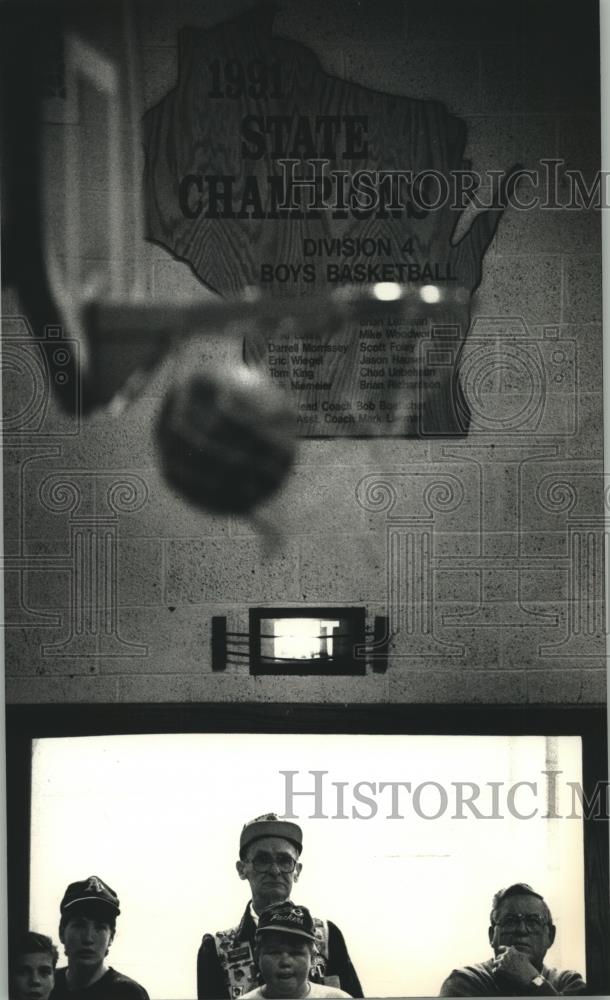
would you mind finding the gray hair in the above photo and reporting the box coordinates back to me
[490,883,553,926]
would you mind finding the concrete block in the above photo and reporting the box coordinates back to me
[358,464,480,533]
[527,670,606,704]
[388,613,502,667]
[545,324,601,391]
[231,465,366,537]
[3,538,20,557]
[407,1,522,43]
[152,257,225,299]
[118,673,245,702]
[502,614,606,671]
[473,255,562,325]
[519,478,603,532]
[521,116,559,168]
[98,603,244,674]
[434,599,484,622]
[4,627,101,675]
[166,538,300,603]
[116,466,229,539]
[442,604,552,639]
[21,565,71,611]
[299,533,385,602]
[42,123,105,190]
[3,1,604,718]
[0,344,81,440]
[371,44,480,113]
[557,114,601,179]
[477,466,519,532]
[520,568,569,603]
[142,329,236,402]
[432,608,534,665]
[518,532,568,559]
[272,674,390,702]
[9,540,166,622]
[511,323,601,434]
[519,461,602,529]
[481,533,519,558]
[142,46,179,111]
[136,0,181,46]
[179,0,265,31]
[523,26,600,114]
[278,1,406,69]
[4,569,25,612]
[46,187,141,262]
[117,538,164,605]
[496,207,599,255]
[389,669,527,702]
[434,533,481,557]
[21,464,156,545]
[480,45,522,114]
[55,401,159,468]
[435,570,480,603]
[564,394,603,460]
[563,255,602,324]
[297,438,432,467]
[118,671,390,703]
[2,286,21,312]
[6,676,119,704]
[480,568,520,602]
[21,514,69,556]
[462,115,522,175]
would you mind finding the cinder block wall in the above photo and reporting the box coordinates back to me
[3,0,604,705]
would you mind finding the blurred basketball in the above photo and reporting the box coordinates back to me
[156,363,296,515]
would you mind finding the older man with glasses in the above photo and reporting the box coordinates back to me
[439,883,587,996]
[197,813,362,999]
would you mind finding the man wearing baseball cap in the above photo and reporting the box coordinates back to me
[197,813,362,999]
[50,876,150,999]
[439,883,587,996]
[242,902,352,999]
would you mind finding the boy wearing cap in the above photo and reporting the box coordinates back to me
[50,876,150,1000]
[10,931,58,1000]
[197,813,362,999]
[242,903,352,1000]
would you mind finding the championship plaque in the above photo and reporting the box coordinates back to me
[144,8,510,436]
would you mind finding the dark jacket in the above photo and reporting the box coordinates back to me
[50,967,150,1000]
[439,958,588,996]
[197,904,363,999]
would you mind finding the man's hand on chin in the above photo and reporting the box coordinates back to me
[492,945,539,988]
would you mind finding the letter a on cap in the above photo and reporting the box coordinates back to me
[84,877,104,895]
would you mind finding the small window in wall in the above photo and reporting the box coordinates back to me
[249,606,366,674]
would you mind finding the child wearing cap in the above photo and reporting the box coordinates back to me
[50,876,149,1000]
[197,813,362,999]
[242,903,353,999]
[10,931,58,1000]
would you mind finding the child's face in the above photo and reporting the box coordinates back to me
[11,952,55,1000]
[257,931,313,998]
[60,913,114,971]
